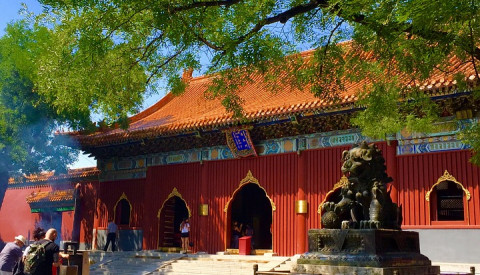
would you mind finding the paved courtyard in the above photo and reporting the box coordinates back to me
[79,251,478,275]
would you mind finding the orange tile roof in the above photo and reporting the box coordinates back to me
[8,167,99,185]
[74,48,478,147]
[26,189,75,203]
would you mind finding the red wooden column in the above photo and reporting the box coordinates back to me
[198,161,208,252]
[385,140,398,203]
[296,152,307,254]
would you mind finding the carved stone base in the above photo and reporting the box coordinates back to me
[293,229,439,274]
[293,264,440,275]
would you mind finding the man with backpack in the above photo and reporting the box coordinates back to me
[24,228,68,275]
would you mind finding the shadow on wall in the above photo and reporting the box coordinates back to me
[80,183,97,249]
[0,233,5,251]
[0,172,8,212]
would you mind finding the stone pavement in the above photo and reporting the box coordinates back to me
[83,251,479,275]
[86,251,293,275]
[88,251,184,275]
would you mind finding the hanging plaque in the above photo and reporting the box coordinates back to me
[225,128,257,158]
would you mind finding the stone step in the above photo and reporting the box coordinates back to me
[86,251,293,275]
[273,254,300,272]
[156,255,290,275]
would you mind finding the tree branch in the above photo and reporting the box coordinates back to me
[345,14,480,62]
[102,5,150,41]
[319,19,345,77]
[171,0,242,13]
[233,0,326,48]
[138,32,165,61]
[146,46,186,84]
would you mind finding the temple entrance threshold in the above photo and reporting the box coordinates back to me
[158,196,189,251]
[227,183,272,254]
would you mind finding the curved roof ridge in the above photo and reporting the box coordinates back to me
[128,73,219,124]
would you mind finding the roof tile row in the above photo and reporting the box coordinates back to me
[73,49,478,147]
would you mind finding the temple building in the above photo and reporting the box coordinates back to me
[0,49,479,267]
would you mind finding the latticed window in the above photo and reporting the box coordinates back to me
[435,181,464,221]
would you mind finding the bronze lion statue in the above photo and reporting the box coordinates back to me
[321,141,402,229]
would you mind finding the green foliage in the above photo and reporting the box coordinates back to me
[351,80,404,139]
[0,21,77,175]
[7,0,480,163]
[460,123,480,164]
[30,0,479,121]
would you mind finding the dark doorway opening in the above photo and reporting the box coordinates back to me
[115,199,131,226]
[229,183,272,250]
[158,196,189,248]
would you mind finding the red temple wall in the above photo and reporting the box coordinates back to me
[0,186,49,243]
[93,178,146,229]
[0,180,100,247]
[4,143,480,256]
[78,181,99,247]
[397,150,480,228]
[303,146,350,245]
[142,153,299,255]
[61,211,74,241]
[143,162,202,250]
[138,142,400,255]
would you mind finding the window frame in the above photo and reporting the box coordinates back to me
[426,171,470,225]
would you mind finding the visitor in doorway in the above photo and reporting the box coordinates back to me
[104,219,118,252]
[0,235,25,275]
[180,218,190,254]
[231,221,242,249]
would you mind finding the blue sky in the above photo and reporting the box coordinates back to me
[0,0,42,35]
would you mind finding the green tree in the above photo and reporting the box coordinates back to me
[31,1,480,157]
[0,21,77,208]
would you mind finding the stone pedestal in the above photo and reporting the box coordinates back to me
[293,229,440,275]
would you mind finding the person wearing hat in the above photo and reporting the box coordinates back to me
[0,235,25,274]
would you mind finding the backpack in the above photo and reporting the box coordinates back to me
[23,240,50,275]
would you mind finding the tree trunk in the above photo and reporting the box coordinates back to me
[0,170,9,211]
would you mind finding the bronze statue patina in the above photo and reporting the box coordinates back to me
[321,141,402,229]
[295,142,438,274]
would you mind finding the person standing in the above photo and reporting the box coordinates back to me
[104,219,118,252]
[179,218,190,254]
[29,228,67,275]
[23,227,46,257]
[231,221,242,249]
[0,235,25,275]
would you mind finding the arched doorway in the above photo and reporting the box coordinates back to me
[228,183,273,250]
[114,193,132,226]
[115,199,131,226]
[158,196,189,249]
